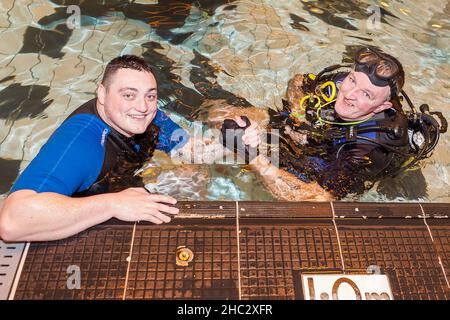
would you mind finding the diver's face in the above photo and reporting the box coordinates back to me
[335,71,392,121]
[97,68,158,137]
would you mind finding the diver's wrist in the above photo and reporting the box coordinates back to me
[250,154,267,165]
[251,154,278,176]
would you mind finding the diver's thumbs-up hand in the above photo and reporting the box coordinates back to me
[234,115,248,128]
[234,116,262,148]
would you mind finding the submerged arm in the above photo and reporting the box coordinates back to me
[250,155,333,201]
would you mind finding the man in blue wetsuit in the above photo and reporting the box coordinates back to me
[0,55,259,242]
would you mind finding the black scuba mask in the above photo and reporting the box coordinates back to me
[354,47,402,99]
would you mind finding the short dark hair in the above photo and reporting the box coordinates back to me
[101,55,153,88]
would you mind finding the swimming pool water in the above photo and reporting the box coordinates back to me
[0,0,448,202]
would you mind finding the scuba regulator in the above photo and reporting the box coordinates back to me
[400,91,447,174]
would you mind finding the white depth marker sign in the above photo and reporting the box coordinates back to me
[301,274,393,300]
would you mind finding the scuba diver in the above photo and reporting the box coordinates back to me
[221,46,447,201]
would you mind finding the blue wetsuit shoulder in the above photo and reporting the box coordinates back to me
[153,109,189,152]
[10,114,109,196]
[11,108,188,196]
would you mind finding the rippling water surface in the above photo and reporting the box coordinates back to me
[0,0,448,202]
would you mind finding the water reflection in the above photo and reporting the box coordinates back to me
[0,0,448,201]
[0,83,53,120]
[19,24,73,59]
[300,0,398,31]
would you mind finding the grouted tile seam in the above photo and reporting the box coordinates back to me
[419,203,449,289]
[122,222,137,300]
[236,200,242,300]
[330,201,346,272]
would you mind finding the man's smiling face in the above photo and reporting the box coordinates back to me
[335,71,392,121]
[97,68,158,137]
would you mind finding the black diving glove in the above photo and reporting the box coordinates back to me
[220,116,258,163]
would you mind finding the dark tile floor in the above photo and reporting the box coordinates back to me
[12,201,450,300]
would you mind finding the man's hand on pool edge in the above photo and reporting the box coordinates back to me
[0,188,180,242]
[111,188,179,225]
